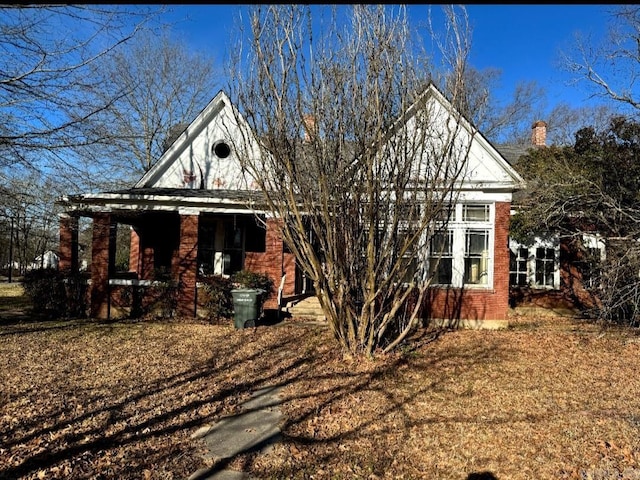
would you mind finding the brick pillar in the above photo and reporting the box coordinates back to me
[266,218,298,302]
[59,213,79,272]
[172,213,199,317]
[493,202,511,320]
[90,213,112,319]
[129,227,140,275]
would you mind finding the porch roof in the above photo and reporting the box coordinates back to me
[58,187,270,216]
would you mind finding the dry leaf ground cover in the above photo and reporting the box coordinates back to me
[2,283,640,479]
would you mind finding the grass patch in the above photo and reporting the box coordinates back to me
[1,316,640,479]
[0,282,30,312]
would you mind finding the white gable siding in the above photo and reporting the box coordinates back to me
[137,85,522,202]
[386,92,522,203]
[136,92,262,191]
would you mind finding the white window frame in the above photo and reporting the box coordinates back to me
[509,246,529,287]
[464,229,491,286]
[508,236,560,289]
[534,246,556,288]
[428,203,495,289]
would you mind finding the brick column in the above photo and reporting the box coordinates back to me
[59,213,79,272]
[90,213,112,319]
[129,227,140,275]
[492,201,511,320]
[172,213,199,317]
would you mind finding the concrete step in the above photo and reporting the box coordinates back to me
[286,296,326,321]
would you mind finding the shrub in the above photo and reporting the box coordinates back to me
[230,270,275,299]
[22,268,88,319]
[199,275,234,322]
[147,280,179,319]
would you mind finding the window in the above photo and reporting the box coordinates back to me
[245,216,266,253]
[425,203,494,287]
[223,221,244,275]
[463,204,490,222]
[465,229,490,285]
[197,220,217,275]
[429,230,453,284]
[576,247,602,289]
[509,239,560,290]
[213,140,231,159]
[397,228,419,283]
[510,247,528,287]
[535,247,555,287]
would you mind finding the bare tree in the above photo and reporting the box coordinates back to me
[85,29,218,182]
[228,5,476,357]
[0,6,158,179]
[545,102,617,145]
[460,69,546,144]
[0,174,59,275]
[564,5,640,114]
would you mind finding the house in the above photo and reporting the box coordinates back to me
[57,85,524,325]
[29,250,59,270]
[499,121,606,312]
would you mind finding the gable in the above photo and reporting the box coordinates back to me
[135,91,261,191]
[393,84,524,194]
[136,85,523,198]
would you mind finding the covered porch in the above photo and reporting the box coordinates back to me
[57,188,300,320]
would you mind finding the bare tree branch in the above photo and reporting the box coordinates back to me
[228,5,476,357]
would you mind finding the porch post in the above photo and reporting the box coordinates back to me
[59,213,79,273]
[129,227,140,275]
[172,211,199,318]
[90,213,113,319]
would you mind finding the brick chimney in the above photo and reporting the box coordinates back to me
[302,114,316,143]
[531,120,547,147]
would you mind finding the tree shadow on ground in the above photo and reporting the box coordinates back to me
[0,317,512,480]
[192,327,512,479]
[467,472,498,480]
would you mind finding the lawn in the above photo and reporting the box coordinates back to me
[0,282,29,314]
[1,287,640,479]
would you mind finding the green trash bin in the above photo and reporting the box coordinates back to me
[231,289,264,329]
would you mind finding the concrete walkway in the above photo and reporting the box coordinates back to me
[188,386,284,480]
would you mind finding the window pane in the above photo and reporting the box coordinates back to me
[428,230,453,284]
[463,204,490,222]
[245,217,266,252]
[430,231,452,254]
[466,230,488,255]
[510,247,529,287]
[197,221,217,275]
[535,247,555,287]
[223,251,243,275]
[465,230,489,285]
[429,258,452,284]
[465,257,489,285]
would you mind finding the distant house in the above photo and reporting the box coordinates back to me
[57,85,524,324]
[29,250,59,270]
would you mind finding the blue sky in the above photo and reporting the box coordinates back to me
[159,4,617,116]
